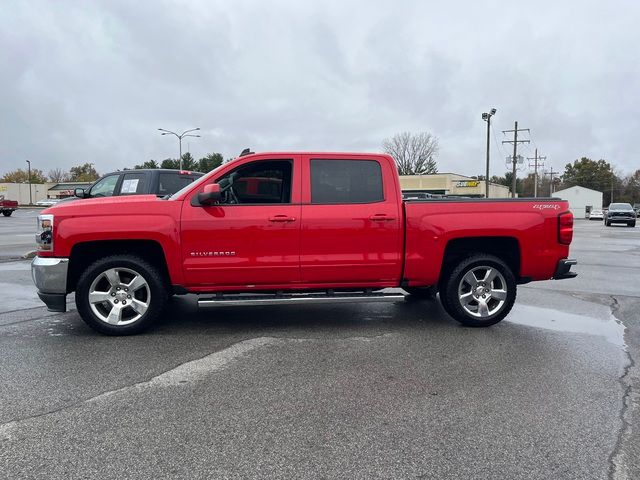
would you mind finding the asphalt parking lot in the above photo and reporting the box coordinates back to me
[1,209,639,479]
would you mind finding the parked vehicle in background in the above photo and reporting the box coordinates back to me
[36,199,60,207]
[634,203,640,217]
[588,209,604,220]
[604,203,636,227]
[31,151,577,335]
[0,197,18,217]
[62,169,204,202]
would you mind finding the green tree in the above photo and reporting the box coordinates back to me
[490,172,523,196]
[197,153,223,173]
[69,163,99,182]
[134,160,159,169]
[383,131,439,175]
[1,168,47,183]
[160,158,179,169]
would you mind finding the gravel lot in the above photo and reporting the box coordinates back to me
[1,210,639,479]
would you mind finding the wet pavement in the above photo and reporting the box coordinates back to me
[0,218,638,479]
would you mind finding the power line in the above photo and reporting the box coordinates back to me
[502,121,530,197]
[527,148,546,198]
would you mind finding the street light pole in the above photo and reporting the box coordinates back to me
[158,128,201,170]
[482,108,496,198]
[26,160,32,205]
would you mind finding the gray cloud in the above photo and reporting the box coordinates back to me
[1,0,638,178]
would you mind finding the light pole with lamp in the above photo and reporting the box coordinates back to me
[158,128,201,170]
[481,108,497,198]
[26,160,32,205]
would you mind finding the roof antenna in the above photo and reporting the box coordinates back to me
[239,148,254,157]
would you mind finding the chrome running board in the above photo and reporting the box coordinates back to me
[198,291,406,307]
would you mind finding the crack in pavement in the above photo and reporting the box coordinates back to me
[0,333,393,440]
[607,295,636,480]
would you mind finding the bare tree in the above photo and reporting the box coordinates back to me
[382,131,439,175]
[48,168,70,183]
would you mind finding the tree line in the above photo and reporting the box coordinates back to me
[0,152,225,184]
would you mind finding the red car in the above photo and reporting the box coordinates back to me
[31,151,576,335]
[0,197,18,217]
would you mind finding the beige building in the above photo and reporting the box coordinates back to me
[399,173,512,198]
[0,183,48,204]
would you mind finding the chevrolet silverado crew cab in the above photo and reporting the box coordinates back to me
[31,152,577,335]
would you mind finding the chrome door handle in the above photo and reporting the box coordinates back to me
[269,215,296,222]
[369,214,395,222]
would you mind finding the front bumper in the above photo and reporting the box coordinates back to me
[553,258,577,280]
[31,256,68,312]
[607,215,635,222]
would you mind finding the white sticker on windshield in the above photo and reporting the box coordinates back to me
[121,178,139,193]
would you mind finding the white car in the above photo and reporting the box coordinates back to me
[35,199,60,207]
[589,209,604,220]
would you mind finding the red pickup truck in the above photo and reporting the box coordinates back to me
[1,197,18,217]
[31,152,576,335]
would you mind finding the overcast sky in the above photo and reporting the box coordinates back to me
[1,0,639,178]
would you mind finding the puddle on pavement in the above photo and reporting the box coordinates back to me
[507,303,625,347]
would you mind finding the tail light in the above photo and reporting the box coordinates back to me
[36,214,54,251]
[558,211,573,245]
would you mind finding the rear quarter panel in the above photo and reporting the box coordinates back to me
[403,200,571,285]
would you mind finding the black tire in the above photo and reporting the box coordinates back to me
[75,254,168,335]
[629,222,636,227]
[440,254,516,327]
[404,286,437,300]
[605,220,611,226]
[2,211,12,217]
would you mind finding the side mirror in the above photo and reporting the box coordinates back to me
[74,188,86,198]
[197,183,221,206]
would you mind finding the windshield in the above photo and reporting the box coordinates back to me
[609,203,632,210]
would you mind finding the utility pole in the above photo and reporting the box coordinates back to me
[527,149,546,197]
[158,128,201,170]
[502,121,530,198]
[26,160,32,205]
[611,174,614,203]
[547,167,558,196]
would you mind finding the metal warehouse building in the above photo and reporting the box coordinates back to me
[554,185,603,219]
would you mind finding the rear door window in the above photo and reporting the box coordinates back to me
[159,173,198,196]
[310,159,384,204]
[119,172,148,195]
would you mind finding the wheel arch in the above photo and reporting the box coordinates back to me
[440,236,521,287]
[67,240,171,293]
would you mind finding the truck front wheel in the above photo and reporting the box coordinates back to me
[2,211,12,217]
[75,255,168,335]
[441,254,516,327]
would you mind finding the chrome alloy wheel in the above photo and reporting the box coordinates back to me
[457,266,508,318]
[88,267,151,326]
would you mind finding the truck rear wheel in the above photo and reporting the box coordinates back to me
[75,255,168,335]
[2,211,12,217]
[441,254,516,327]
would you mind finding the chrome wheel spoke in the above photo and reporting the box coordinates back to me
[477,298,490,317]
[462,271,478,287]
[89,291,111,304]
[104,269,120,287]
[127,274,147,292]
[106,304,124,325]
[459,291,475,305]
[491,289,507,301]
[129,298,148,315]
[483,268,498,284]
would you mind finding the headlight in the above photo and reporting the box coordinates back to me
[36,214,54,251]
